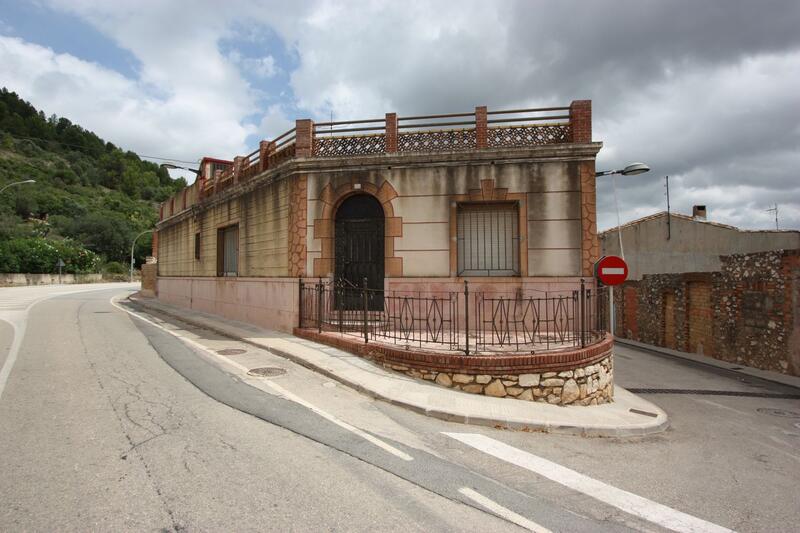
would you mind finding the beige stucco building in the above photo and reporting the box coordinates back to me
[155,101,602,332]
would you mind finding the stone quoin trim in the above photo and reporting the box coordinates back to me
[288,175,308,277]
[312,180,402,278]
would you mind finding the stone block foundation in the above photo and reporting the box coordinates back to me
[294,329,614,405]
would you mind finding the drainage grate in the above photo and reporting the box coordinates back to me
[629,408,658,418]
[247,367,287,377]
[217,348,247,356]
[756,408,800,418]
[627,388,800,399]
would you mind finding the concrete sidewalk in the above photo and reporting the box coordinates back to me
[616,338,800,390]
[129,294,669,437]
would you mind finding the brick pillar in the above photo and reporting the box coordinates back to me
[569,100,592,143]
[295,119,314,157]
[385,113,398,153]
[259,140,275,172]
[475,106,488,149]
[233,156,244,184]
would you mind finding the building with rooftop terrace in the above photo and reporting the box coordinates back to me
[154,101,602,335]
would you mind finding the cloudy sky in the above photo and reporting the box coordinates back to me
[1,0,798,230]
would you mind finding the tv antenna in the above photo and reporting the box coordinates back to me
[765,204,779,230]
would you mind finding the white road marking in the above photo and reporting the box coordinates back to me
[0,320,25,401]
[0,284,137,401]
[458,487,552,533]
[601,267,625,275]
[444,433,734,533]
[110,296,414,462]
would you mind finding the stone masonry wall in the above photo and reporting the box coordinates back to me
[384,355,614,406]
[615,249,800,376]
[713,250,796,373]
[294,328,614,405]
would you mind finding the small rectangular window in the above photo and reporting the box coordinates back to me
[457,203,519,276]
[194,232,201,260]
[217,225,238,276]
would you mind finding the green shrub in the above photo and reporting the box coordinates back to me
[0,237,100,274]
[102,261,126,274]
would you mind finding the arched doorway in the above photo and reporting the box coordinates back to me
[335,194,384,307]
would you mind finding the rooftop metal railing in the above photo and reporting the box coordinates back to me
[160,101,589,219]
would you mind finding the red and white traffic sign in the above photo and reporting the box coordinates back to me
[595,255,628,286]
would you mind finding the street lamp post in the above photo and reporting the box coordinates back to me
[160,163,200,175]
[595,162,650,334]
[130,229,154,283]
[0,179,36,194]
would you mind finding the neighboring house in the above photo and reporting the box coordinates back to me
[155,101,601,333]
[600,207,800,376]
[599,206,800,280]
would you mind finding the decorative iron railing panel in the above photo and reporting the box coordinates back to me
[314,134,387,157]
[267,143,295,167]
[398,129,477,153]
[299,279,607,355]
[487,124,571,148]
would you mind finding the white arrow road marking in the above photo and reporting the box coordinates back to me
[459,487,552,533]
[444,433,734,533]
[601,267,625,275]
[110,296,413,462]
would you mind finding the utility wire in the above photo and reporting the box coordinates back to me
[0,131,199,164]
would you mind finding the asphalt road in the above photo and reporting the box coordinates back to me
[1,284,798,532]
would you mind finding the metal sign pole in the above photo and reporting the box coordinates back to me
[609,285,614,336]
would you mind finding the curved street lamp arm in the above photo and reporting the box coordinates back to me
[130,229,155,283]
[0,179,36,194]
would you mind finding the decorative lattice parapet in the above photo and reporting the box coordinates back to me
[160,101,593,214]
[314,134,386,157]
[267,143,295,167]
[398,128,477,153]
[488,124,572,148]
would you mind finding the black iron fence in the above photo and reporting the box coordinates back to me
[299,279,608,355]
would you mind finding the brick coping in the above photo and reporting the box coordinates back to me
[293,328,613,374]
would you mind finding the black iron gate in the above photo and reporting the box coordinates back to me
[334,195,384,310]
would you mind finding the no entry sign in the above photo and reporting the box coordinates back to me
[595,255,628,286]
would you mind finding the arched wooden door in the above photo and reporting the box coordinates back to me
[334,194,384,309]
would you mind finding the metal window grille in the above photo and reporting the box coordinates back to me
[457,203,519,276]
[218,225,238,276]
[194,232,201,260]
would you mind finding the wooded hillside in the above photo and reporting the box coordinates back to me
[0,88,187,274]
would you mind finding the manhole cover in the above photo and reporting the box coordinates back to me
[247,367,286,377]
[217,348,247,355]
[756,408,800,418]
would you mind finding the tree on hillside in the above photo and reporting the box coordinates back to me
[0,87,189,272]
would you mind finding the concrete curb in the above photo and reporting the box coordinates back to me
[615,338,800,391]
[128,295,670,437]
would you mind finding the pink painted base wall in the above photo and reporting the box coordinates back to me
[385,276,592,296]
[157,276,300,333]
[156,276,595,334]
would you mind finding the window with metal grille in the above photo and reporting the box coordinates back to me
[194,232,201,260]
[217,225,238,276]
[457,203,520,276]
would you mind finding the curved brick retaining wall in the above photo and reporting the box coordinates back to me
[294,330,614,405]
